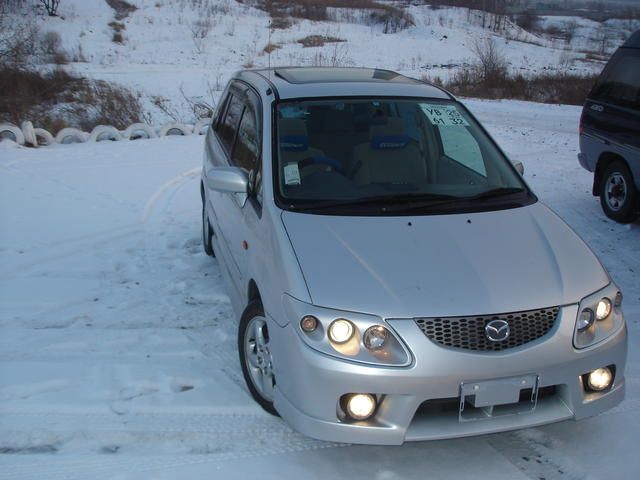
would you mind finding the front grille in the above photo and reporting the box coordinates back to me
[414,307,559,352]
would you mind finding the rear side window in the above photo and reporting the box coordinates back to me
[591,48,640,110]
[218,94,244,152]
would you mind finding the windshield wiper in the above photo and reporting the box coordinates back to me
[380,187,527,213]
[289,193,458,211]
[464,187,526,200]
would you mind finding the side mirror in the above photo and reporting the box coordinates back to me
[205,167,248,194]
[513,160,524,176]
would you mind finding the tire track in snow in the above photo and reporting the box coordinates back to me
[0,412,343,480]
[488,430,590,480]
[0,167,201,277]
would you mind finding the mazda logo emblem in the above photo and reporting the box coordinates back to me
[485,319,510,342]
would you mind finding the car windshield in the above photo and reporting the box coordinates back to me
[275,98,533,215]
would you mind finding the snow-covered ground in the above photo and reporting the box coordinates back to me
[14,0,637,124]
[0,98,638,479]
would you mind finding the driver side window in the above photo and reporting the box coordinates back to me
[230,90,262,206]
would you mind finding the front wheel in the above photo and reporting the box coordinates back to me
[202,202,215,257]
[599,161,639,223]
[238,301,278,416]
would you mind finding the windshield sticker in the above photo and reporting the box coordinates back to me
[420,104,470,127]
[284,162,301,186]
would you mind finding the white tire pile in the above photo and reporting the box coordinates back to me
[0,119,211,147]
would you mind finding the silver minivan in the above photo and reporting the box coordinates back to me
[201,67,627,445]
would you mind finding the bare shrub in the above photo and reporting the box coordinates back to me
[112,31,124,44]
[270,17,292,30]
[297,35,345,48]
[105,0,137,21]
[191,17,212,53]
[0,66,143,131]
[470,37,508,84]
[565,20,579,43]
[369,6,414,34]
[310,41,352,67]
[39,0,61,17]
[0,14,38,69]
[253,1,414,32]
[41,31,62,55]
[515,11,539,31]
[442,66,599,106]
[70,43,87,62]
[262,42,280,54]
[52,50,68,64]
[109,21,125,33]
[80,80,142,130]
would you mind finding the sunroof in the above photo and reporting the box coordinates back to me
[274,67,415,85]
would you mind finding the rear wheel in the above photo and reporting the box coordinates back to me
[238,301,278,416]
[202,202,215,257]
[599,161,638,223]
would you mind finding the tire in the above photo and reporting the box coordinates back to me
[238,301,278,416]
[202,201,215,257]
[599,161,639,223]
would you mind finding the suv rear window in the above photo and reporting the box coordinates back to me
[591,48,640,110]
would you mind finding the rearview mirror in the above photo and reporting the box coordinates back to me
[205,167,248,194]
[513,161,524,176]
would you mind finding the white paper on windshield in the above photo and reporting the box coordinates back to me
[284,162,301,185]
[420,103,470,127]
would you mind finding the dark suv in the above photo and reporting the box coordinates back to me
[578,30,640,223]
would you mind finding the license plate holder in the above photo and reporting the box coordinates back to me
[459,374,538,422]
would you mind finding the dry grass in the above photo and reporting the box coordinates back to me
[262,42,280,54]
[427,69,599,106]
[297,35,345,48]
[108,21,125,33]
[105,0,137,21]
[0,66,143,131]
[269,17,293,30]
[249,0,414,32]
[112,31,124,44]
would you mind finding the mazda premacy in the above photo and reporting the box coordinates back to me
[200,67,627,444]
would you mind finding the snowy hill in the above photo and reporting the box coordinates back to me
[5,0,637,124]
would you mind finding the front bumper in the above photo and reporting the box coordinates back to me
[270,305,627,445]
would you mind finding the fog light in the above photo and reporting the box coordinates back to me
[363,325,388,350]
[328,319,354,344]
[300,315,318,333]
[345,393,376,420]
[595,298,611,321]
[587,367,613,392]
[577,308,595,331]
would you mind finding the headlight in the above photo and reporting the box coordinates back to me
[577,308,594,331]
[283,295,411,366]
[363,326,388,350]
[574,284,624,349]
[328,319,354,343]
[595,298,611,321]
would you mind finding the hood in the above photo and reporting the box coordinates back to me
[281,203,609,318]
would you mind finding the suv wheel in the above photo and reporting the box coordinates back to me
[238,301,278,416]
[202,202,215,257]
[600,161,639,223]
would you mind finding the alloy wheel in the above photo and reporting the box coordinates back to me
[605,172,627,212]
[244,316,274,401]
